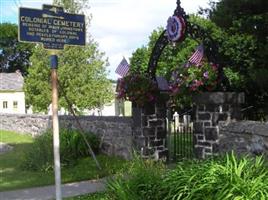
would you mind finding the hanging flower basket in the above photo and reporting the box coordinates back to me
[170,62,219,96]
[169,61,219,109]
[117,73,159,107]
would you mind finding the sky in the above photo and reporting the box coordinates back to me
[0,0,212,80]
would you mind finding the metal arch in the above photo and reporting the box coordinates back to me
[147,0,187,79]
[147,0,220,80]
[147,30,169,78]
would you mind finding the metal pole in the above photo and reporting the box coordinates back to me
[50,54,62,200]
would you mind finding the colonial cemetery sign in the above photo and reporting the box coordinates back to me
[19,4,85,50]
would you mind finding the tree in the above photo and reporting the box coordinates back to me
[129,46,149,74]
[204,0,268,120]
[53,0,90,14]
[0,23,34,75]
[208,0,267,39]
[24,0,113,113]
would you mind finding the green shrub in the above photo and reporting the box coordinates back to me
[162,153,268,200]
[107,155,165,200]
[59,129,100,164]
[65,192,109,200]
[21,129,100,171]
[106,153,268,200]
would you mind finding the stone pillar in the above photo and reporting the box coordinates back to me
[192,92,244,159]
[132,100,168,160]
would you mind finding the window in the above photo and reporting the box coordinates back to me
[3,101,8,109]
[13,101,18,109]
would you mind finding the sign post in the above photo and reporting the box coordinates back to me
[50,54,61,200]
[19,4,85,200]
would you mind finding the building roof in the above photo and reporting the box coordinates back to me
[0,72,24,91]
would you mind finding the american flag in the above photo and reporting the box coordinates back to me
[115,57,130,77]
[188,44,204,66]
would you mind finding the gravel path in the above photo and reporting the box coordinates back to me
[0,178,107,200]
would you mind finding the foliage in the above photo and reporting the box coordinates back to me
[53,0,90,14]
[201,0,268,119]
[129,46,149,74]
[21,129,100,171]
[106,153,268,200]
[0,23,34,75]
[162,153,268,200]
[24,44,113,113]
[117,73,158,107]
[169,61,219,107]
[66,193,109,200]
[65,192,109,200]
[107,156,165,200]
[0,130,127,192]
[207,0,267,39]
[20,131,53,171]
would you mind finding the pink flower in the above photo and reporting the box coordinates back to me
[194,79,203,87]
[148,94,155,101]
[172,87,180,94]
[190,85,197,91]
[212,63,218,71]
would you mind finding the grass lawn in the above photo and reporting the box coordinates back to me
[0,130,128,192]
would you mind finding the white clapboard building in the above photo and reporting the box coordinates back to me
[0,72,26,114]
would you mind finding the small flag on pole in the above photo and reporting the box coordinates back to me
[115,57,130,77]
[188,44,204,66]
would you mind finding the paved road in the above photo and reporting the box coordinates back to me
[0,178,106,200]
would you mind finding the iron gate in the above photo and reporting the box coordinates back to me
[167,110,194,161]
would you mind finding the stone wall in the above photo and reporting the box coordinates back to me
[2,93,267,161]
[219,121,268,157]
[132,101,168,160]
[192,92,245,159]
[0,114,133,159]
[0,114,51,135]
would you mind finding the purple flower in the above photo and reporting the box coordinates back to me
[203,71,209,79]
[184,62,191,68]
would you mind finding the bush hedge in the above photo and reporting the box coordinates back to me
[107,153,268,200]
[21,129,100,171]
[107,155,165,200]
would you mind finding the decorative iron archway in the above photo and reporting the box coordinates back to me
[144,0,224,161]
[131,0,225,161]
[147,0,221,81]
